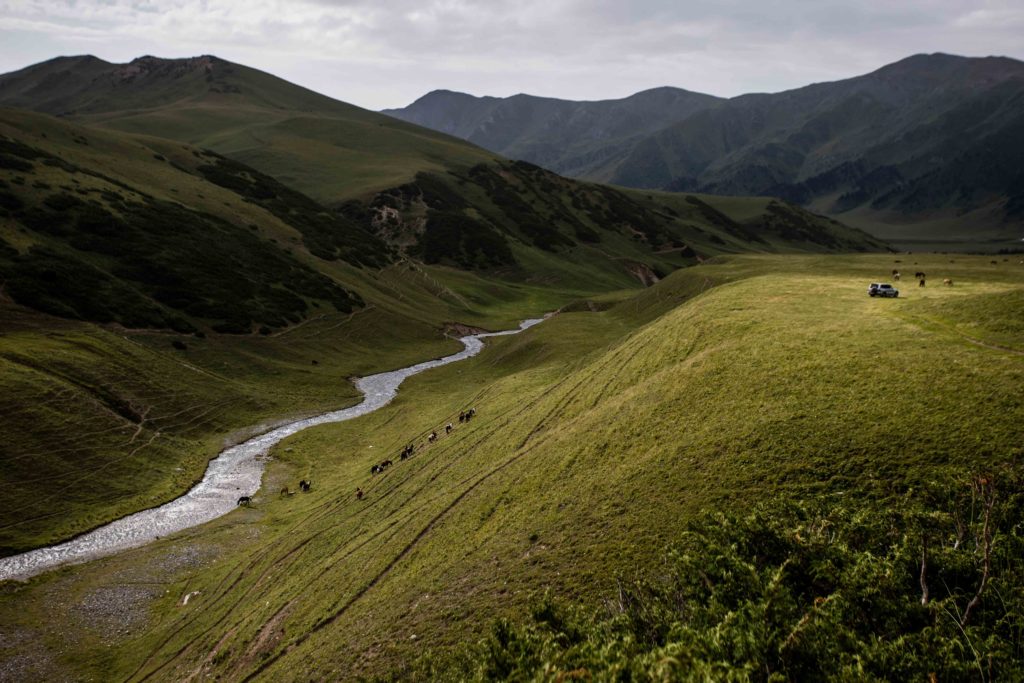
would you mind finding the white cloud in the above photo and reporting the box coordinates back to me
[0,0,1021,109]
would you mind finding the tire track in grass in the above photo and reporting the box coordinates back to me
[131,381,552,680]
[241,440,545,682]
[896,311,1024,357]
[136,321,589,679]
[239,355,614,679]
[134,353,574,681]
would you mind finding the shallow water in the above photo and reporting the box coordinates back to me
[0,318,544,581]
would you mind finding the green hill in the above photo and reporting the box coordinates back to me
[0,55,499,202]
[0,253,1019,680]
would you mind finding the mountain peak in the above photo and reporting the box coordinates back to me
[870,52,1024,79]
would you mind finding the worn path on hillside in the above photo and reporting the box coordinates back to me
[0,318,546,582]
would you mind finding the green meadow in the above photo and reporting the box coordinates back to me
[1,253,1020,680]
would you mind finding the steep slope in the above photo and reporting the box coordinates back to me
[385,54,1024,245]
[383,87,722,178]
[0,107,385,335]
[0,55,498,201]
[0,108,384,334]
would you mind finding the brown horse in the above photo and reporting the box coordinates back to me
[943,278,953,286]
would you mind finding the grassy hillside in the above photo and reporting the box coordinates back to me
[1,253,1018,680]
[0,55,499,202]
[0,108,387,333]
[338,161,888,288]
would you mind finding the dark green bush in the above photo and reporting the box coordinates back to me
[422,210,514,268]
[2,185,363,333]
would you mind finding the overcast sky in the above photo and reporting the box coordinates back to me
[1,0,1022,110]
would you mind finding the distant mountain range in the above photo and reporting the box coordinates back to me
[385,54,1024,244]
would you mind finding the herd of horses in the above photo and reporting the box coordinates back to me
[372,408,477,478]
[890,268,954,287]
[236,409,479,507]
[237,479,310,506]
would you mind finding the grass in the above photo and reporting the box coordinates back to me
[0,253,1019,681]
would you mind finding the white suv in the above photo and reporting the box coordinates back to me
[868,283,899,298]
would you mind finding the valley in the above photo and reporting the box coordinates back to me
[1,253,1022,680]
[0,43,1021,682]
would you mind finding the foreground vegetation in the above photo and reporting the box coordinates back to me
[411,473,1023,681]
[0,253,1018,681]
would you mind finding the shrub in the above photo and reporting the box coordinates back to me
[406,473,1024,682]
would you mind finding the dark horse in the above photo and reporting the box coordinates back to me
[237,496,252,506]
[299,480,312,492]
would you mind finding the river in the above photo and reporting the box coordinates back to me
[0,317,545,581]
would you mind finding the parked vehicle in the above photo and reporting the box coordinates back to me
[868,283,899,298]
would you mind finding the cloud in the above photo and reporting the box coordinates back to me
[0,0,1021,109]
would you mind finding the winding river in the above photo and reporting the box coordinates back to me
[0,318,545,581]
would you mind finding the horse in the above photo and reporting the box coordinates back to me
[445,423,453,434]
[468,408,477,418]
[237,496,252,506]
[280,487,292,497]
[428,431,437,443]
[371,464,382,475]
[919,278,926,287]
[458,411,466,423]
[356,488,364,501]
[893,272,900,281]
[299,480,311,492]
[943,278,953,286]
[381,459,393,468]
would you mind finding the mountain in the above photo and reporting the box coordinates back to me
[382,87,722,179]
[385,54,1024,246]
[0,54,498,202]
